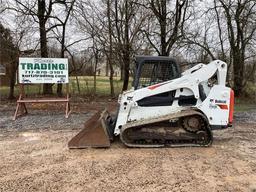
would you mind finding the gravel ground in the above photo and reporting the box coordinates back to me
[0,102,256,192]
[234,110,256,123]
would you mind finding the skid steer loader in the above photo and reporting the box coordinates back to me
[68,56,234,148]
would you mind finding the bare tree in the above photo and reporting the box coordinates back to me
[217,0,256,96]
[182,23,216,62]
[75,0,116,96]
[113,0,147,91]
[142,0,189,56]
[0,23,19,99]
[106,0,115,97]
[49,0,76,96]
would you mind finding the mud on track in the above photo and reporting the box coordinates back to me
[0,102,256,192]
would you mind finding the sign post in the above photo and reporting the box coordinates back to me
[13,58,71,120]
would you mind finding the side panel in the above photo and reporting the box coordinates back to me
[198,85,231,127]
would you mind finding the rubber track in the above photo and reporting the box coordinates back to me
[120,110,213,148]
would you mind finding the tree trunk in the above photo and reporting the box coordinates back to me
[232,50,244,96]
[107,0,115,97]
[56,47,63,97]
[56,1,75,96]
[160,17,167,56]
[93,73,96,95]
[120,63,124,81]
[109,59,115,97]
[122,0,130,91]
[122,55,130,91]
[56,84,62,96]
[93,50,98,95]
[75,75,80,94]
[105,60,109,76]
[38,0,52,95]
[8,61,17,100]
[57,26,66,97]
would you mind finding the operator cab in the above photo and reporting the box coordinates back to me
[133,56,181,90]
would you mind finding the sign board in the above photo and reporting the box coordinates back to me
[19,57,69,84]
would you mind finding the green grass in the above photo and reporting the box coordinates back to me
[0,76,132,98]
[69,76,125,96]
[234,103,256,112]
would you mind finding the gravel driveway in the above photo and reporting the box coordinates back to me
[0,102,256,192]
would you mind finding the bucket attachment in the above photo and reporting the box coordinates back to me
[68,109,113,149]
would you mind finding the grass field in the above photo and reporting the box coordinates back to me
[0,76,130,98]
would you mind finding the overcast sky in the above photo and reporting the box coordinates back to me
[0,0,237,62]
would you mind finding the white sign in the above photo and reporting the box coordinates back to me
[19,58,69,84]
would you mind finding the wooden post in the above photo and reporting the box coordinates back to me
[20,84,28,115]
[65,83,71,118]
[13,84,28,120]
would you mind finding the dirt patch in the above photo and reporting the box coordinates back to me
[0,102,256,192]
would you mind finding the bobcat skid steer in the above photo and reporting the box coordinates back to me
[68,56,234,148]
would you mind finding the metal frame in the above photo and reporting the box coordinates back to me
[133,56,180,89]
[13,83,71,120]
